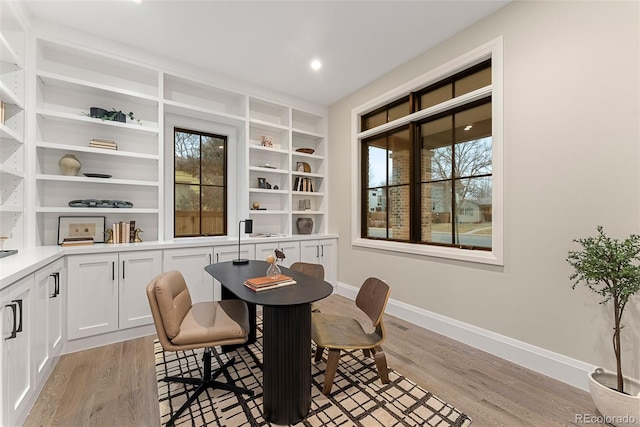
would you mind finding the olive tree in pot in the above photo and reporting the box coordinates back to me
[567,226,640,426]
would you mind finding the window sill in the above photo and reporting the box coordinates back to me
[352,238,503,266]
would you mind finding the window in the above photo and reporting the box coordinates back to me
[353,39,503,265]
[174,128,227,237]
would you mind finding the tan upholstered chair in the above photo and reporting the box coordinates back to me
[147,270,253,426]
[290,262,325,312]
[311,277,391,395]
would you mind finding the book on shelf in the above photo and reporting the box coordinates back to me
[294,177,314,192]
[111,221,135,243]
[244,274,297,292]
[61,237,95,246]
[89,138,118,150]
[0,101,4,125]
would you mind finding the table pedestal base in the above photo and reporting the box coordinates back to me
[263,303,311,424]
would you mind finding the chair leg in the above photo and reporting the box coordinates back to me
[372,345,389,384]
[164,348,253,427]
[363,349,371,358]
[323,349,341,395]
[314,346,324,362]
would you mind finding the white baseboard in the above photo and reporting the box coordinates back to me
[335,281,595,391]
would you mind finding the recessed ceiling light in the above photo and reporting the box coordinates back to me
[310,59,322,71]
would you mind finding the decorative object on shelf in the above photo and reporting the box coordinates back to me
[295,148,315,154]
[260,163,276,169]
[83,173,112,179]
[58,153,82,176]
[258,177,266,189]
[298,199,311,211]
[232,219,253,265]
[252,202,260,210]
[567,226,640,426]
[104,228,114,244]
[89,107,141,124]
[296,162,311,173]
[296,217,313,234]
[265,253,282,280]
[260,135,273,147]
[273,185,279,190]
[68,199,133,208]
[133,228,143,243]
[58,216,106,245]
[0,236,18,258]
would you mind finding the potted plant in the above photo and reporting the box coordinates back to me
[567,226,640,426]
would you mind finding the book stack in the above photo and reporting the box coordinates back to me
[89,138,118,150]
[61,237,95,246]
[111,220,136,243]
[244,274,297,292]
[293,177,314,192]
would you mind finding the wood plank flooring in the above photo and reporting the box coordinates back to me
[25,294,603,426]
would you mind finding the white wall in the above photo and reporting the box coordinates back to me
[329,1,640,383]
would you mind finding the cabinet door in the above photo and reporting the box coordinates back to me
[1,275,33,427]
[213,244,255,300]
[119,250,162,330]
[300,240,320,264]
[67,253,119,340]
[163,247,214,304]
[255,241,300,267]
[317,239,337,284]
[33,268,53,381]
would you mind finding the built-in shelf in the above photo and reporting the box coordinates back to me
[36,141,159,160]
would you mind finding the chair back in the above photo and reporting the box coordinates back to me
[355,277,390,328]
[289,262,325,280]
[146,270,193,349]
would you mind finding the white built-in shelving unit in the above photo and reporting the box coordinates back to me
[27,36,327,246]
[0,3,26,251]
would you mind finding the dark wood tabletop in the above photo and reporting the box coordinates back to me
[205,260,333,306]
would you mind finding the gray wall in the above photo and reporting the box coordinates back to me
[328,1,640,380]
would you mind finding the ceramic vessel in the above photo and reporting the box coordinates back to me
[58,154,82,176]
[588,368,640,427]
[296,217,313,234]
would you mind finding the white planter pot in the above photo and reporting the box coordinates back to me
[588,368,640,427]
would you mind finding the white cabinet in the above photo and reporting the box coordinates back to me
[118,250,162,329]
[34,38,161,245]
[1,274,33,427]
[0,3,26,251]
[33,259,64,384]
[255,241,300,268]
[163,246,214,304]
[300,238,337,284]
[67,250,161,339]
[213,244,255,300]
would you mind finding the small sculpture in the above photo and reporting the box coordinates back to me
[133,228,143,242]
[252,202,260,210]
[104,228,114,244]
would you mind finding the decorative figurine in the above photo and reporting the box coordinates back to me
[104,228,114,244]
[133,228,143,242]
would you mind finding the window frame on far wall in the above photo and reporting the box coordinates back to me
[174,127,228,238]
[351,37,504,266]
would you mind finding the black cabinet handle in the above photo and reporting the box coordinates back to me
[321,245,324,257]
[122,260,125,279]
[316,245,319,258]
[50,272,60,298]
[5,302,18,340]
[13,299,23,333]
[209,254,212,264]
[112,262,115,281]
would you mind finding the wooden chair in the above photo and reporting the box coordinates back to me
[311,277,391,395]
[290,262,325,312]
[146,270,253,426]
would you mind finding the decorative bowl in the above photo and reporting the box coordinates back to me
[295,148,315,154]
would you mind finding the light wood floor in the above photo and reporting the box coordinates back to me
[25,294,603,426]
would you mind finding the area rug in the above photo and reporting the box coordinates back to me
[155,318,472,426]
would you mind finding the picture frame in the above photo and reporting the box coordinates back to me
[58,216,106,244]
[258,177,267,189]
[296,162,305,172]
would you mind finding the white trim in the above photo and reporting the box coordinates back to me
[335,280,596,391]
[350,37,504,266]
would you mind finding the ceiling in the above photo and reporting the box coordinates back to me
[21,0,509,106]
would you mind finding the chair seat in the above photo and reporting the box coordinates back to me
[312,313,383,350]
[172,299,249,347]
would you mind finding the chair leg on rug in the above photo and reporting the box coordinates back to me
[164,349,253,427]
[363,348,371,358]
[323,349,341,395]
[372,345,389,384]
[314,346,324,362]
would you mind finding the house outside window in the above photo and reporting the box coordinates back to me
[174,128,227,237]
[353,39,503,265]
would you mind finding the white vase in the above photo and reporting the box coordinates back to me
[588,368,640,427]
[58,154,82,176]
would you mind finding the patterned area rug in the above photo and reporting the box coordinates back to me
[155,318,472,426]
